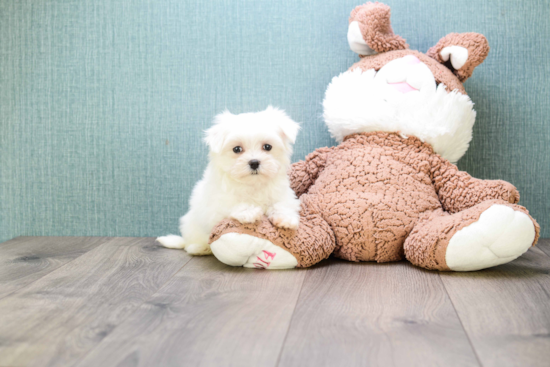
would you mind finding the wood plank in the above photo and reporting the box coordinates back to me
[0,237,190,367]
[536,238,550,257]
[75,256,306,367]
[440,246,550,367]
[278,259,480,367]
[0,236,107,300]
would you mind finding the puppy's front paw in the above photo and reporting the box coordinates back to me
[230,205,264,224]
[269,212,300,230]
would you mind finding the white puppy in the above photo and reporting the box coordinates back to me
[157,106,301,255]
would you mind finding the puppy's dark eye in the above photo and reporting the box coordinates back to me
[263,144,272,151]
[233,146,243,153]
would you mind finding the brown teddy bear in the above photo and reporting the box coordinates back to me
[208,2,540,271]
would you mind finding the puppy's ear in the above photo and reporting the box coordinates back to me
[204,110,233,153]
[427,33,489,82]
[266,106,301,145]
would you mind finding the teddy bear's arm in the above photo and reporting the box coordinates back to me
[432,158,519,214]
[289,147,334,197]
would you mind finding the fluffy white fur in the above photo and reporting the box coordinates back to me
[157,106,301,255]
[323,65,476,164]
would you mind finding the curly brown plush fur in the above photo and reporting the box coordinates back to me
[208,2,539,271]
[427,33,490,82]
[211,132,540,269]
[349,2,408,53]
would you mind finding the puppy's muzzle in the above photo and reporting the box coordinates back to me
[249,159,260,173]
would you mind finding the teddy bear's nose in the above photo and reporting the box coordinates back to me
[403,55,421,65]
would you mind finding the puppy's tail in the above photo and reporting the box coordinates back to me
[156,235,186,249]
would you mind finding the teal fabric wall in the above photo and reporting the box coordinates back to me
[1,0,549,242]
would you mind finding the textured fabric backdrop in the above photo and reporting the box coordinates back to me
[1,0,549,242]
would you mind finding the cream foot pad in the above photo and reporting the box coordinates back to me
[446,205,536,271]
[210,233,298,269]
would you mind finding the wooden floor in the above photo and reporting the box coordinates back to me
[0,237,549,367]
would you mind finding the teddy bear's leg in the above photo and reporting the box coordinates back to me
[404,200,540,271]
[209,195,336,269]
[208,232,299,269]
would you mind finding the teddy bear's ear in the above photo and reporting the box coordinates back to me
[427,33,489,82]
[204,110,233,153]
[347,2,408,56]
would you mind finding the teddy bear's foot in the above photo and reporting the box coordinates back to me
[210,233,298,269]
[445,204,536,271]
[210,198,336,269]
[405,200,539,272]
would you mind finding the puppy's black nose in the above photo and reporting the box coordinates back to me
[249,159,260,170]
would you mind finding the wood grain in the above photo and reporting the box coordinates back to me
[277,259,480,367]
[536,238,550,257]
[75,256,307,367]
[0,237,190,367]
[440,246,550,367]
[0,236,107,300]
[1,236,548,367]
